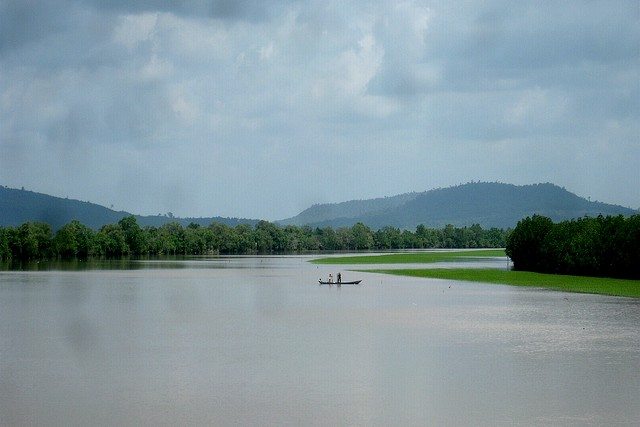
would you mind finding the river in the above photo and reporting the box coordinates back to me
[1,255,639,426]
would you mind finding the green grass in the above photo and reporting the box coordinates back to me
[313,249,640,297]
[371,268,640,298]
[311,249,506,264]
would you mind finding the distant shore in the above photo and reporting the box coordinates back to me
[312,250,640,298]
[372,268,640,298]
[311,249,506,264]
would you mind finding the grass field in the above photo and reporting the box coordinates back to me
[369,268,640,298]
[311,249,638,297]
[311,249,506,264]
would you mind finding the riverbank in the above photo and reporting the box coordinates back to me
[311,250,639,298]
[311,249,506,264]
[370,268,640,298]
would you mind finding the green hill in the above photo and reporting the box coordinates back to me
[278,182,637,229]
[3,183,635,231]
[278,192,419,226]
[0,186,258,230]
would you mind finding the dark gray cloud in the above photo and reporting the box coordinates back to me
[370,1,639,95]
[1,0,638,219]
[0,0,69,52]
[89,0,298,22]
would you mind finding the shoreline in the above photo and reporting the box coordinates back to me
[368,268,640,298]
[311,250,639,298]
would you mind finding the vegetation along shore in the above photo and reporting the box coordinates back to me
[314,251,639,298]
[0,217,507,262]
[314,214,640,297]
[372,269,640,298]
[311,249,506,264]
[506,214,639,279]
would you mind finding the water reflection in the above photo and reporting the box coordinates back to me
[1,256,638,426]
[0,254,315,271]
[1,257,153,271]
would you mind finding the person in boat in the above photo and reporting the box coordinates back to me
[328,273,333,283]
[337,272,342,283]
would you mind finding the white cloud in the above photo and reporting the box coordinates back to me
[140,54,174,81]
[504,88,569,127]
[113,13,158,50]
[0,0,638,218]
[260,42,275,60]
[311,32,383,105]
[171,91,199,125]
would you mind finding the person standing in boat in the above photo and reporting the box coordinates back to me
[328,273,333,283]
[337,272,342,283]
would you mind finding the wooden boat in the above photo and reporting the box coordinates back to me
[318,279,362,285]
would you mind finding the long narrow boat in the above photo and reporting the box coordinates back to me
[318,279,362,285]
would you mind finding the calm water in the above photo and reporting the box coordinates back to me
[1,256,639,426]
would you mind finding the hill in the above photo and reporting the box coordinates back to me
[3,183,635,231]
[278,182,637,229]
[278,192,419,226]
[0,186,258,230]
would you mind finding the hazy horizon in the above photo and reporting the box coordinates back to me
[1,1,638,220]
[3,180,637,222]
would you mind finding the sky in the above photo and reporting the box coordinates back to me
[1,0,638,220]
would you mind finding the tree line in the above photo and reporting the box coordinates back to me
[505,214,640,279]
[0,216,508,261]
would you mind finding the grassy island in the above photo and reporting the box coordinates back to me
[311,249,506,264]
[312,250,639,298]
[371,268,640,298]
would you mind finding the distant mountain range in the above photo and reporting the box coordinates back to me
[1,182,637,231]
[0,186,258,230]
[278,182,638,229]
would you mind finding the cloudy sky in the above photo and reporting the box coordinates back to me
[1,1,638,220]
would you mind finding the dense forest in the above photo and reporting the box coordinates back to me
[505,214,640,279]
[0,216,508,261]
